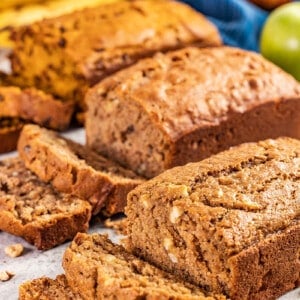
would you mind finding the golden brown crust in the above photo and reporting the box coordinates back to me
[228,224,300,300]
[8,0,221,110]
[0,85,74,153]
[17,124,144,216]
[0,86,74,130]
[86,46,300,178]
[0,157,91,250]
[125,137,300,299]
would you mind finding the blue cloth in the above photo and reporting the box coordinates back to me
[181,0,269,52]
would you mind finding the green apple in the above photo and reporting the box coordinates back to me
[260,2,300,81]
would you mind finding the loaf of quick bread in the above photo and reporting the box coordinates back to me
[86,46,300,178]
[8,0,221,111]
[125,137,300,300]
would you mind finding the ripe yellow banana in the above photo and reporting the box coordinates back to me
[0,0,122,47]
[0,0,43,10]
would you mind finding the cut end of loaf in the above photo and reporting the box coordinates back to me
[86,46,300,178]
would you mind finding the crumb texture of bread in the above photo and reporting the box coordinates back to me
[125,137,300,300]
[8,0,221,108]
[18,124,144,216]
[104,216,128,235]
[63,233,226,300]
[0,157,91,250]
[19,275,82,300]
[86,46,300,178]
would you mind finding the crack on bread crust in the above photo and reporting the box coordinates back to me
[8,0,221,113]
[86,46,300,178]
[125,137,300,299]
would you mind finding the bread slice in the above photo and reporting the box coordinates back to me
[0,86,74,153]
[63,233,226,300]
[0,86,74,130]
[17,124,144,216]
[125,137,300,300]
[19,275,82,300]
[0,157,91,250]
[0,118,24,153]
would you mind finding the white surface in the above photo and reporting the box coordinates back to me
[0,128,299,299]
[0,223,119,299]
[0,128,122,299]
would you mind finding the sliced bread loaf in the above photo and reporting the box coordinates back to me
[0,157,91,250]
[18,124,144,215]
[86,46,300,178]
[125,137,300,300]
[63,233,226,300]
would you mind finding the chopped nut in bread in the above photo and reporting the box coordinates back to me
[126,137,300,300]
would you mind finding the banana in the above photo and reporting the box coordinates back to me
[0,0,122,47]
[0,0,43,10]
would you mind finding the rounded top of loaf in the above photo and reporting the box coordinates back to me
[127,137,300,254]
[88,46,300,141]
[12,0,221,63]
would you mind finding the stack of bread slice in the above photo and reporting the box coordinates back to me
[20,233,227,300]
[18,124,144,216]
[0,124,144,249]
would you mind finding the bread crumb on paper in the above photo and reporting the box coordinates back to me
[0,271,14,282]
[5,243,24,258]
